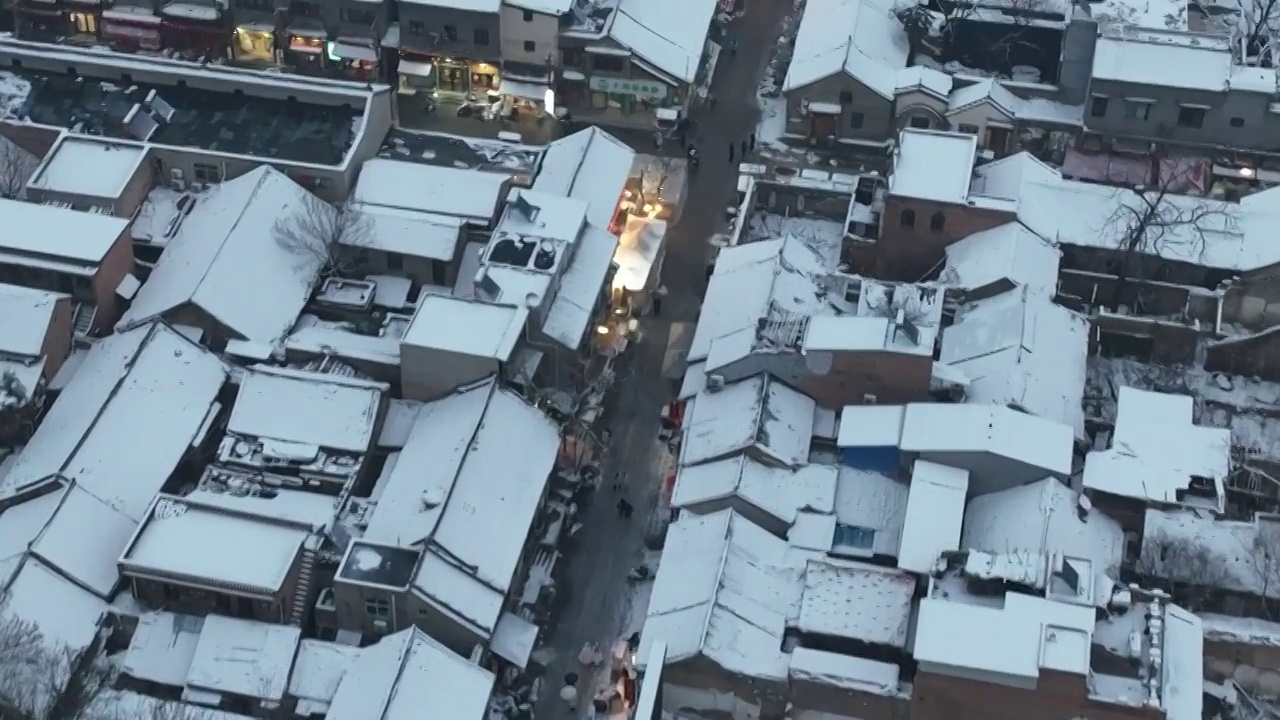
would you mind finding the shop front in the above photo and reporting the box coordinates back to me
[100,5,161,50]
[15,0,66,42]
[231,22,276,62]
[396,52,435,94]
[497,77,552,121]
[583,75,672,125]
[159,5,227,59]
[327,39,378,81]
[64,0,100,40]
[284,25,326,73]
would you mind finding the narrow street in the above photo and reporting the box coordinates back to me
[530,3,792,717]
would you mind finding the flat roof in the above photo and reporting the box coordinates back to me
[0,197,127,266]
[896,461,968,573]
[0,323,227,521]
[123,495,309,592]
[889,129,978,204]
[797,559,915,647]
[187,616,302,700]
[1084,387,1231,510]
[402,294,528,361]
[914,592,1095,682]
[837,405,906,447]
[944,222,1061,297]
[0,282,64,357]
[899,403,1074,477]
[28,135,147,199]
[0,41,370,165]
[229,366,385,453]
[354,159,509,221]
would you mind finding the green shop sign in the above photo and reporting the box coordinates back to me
[588,76,668,101]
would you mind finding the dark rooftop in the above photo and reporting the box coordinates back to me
[338,540,422,589]
[7,70,360,165]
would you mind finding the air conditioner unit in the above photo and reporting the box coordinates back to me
[169,167,185,191]
[706,374,725,392]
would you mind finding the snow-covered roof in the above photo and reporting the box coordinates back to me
[968,151,1059,201]
[832,467,910,558]
[609,0,717,84]
[899,403,1075,477]
[0,283,64,358]
[180,487,339,530]
[359,379,558,635]
[836,405,906,447]
[187,616,302,701]
[680,374,817,468]
[353,158,509,223]
[946,79,1084,126]
[782,0,908,99]
[326,628,495,720]
[803,281,942,356]
[1162,605,1205,720]
[889,129,977,204]
[639,509,802,679]
[1083,387,1231,511]
[288,640,361,715]
[963,478,1124,577]
[788,648,903,697]
[1141,509,1280,599]
[1092,34,1231,93]
[27,483,137,597]
[939,286,1090,439]
[402,294,527,361]
[533,127,635,228]
[0,322,227,521]
[691,236,829,366]
[913,590,1096,684]
[895,65,952,99]
[27,135,147,200]
[0,196,127,271]
[796,558,915,648]
[943,222,1060,297]
[118,167,327,345]
[671,454,838,525]
[0,556,105,654]
[542,223,619,349]
[121,494,313,593]
[229,366,386,453]
[896,461,968,573]
[122,611,202,687]
[1091,0,1188,31]
[347,203,465,262]
[504,0,572,14]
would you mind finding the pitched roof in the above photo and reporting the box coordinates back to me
[783,0,908,99]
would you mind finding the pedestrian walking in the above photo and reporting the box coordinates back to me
[749,132,756,151]
[740,139,749,157]
[560,683,578,714]
[616,497,633,518]
[704,262,715,281]
[729,37,739,56]
[652,285,668,317]
[728,143,735,163]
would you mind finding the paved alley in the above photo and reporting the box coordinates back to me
[530,3,792,718]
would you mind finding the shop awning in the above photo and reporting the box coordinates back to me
[331,41,376,62]
[491,612,538,669]
[399,59,433,78]
[499,79,547,102]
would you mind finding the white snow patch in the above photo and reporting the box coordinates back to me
[186,615,302,701]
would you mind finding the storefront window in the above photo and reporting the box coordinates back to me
[234,26,274,60]
[472,61,498,91]
[70,11,97,34]
[437,62,467,92]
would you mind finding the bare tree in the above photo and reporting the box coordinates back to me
[1235,0,1280,66]
[1248,525,1280,619]
[272,192,373,278]
[0,137,38,200]
[1103,155,1236,312]
[1136,531,1235,610]
[0,612,110,720]
[893,0,1045,70]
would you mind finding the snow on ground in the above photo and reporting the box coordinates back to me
[0,72,31,117]
[1086,354,1280,464]
[756,96,788,149]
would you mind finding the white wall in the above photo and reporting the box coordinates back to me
[500,4,559,66]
